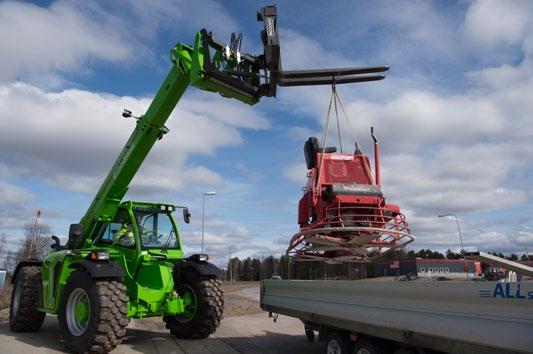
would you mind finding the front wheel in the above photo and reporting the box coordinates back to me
[163,273,224,339]
[58,271,129,353]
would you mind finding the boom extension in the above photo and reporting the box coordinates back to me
[197,5,389,100]
[77,5,389,247]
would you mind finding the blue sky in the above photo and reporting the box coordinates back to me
[0,0,532,265]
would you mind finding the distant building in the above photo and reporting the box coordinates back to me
[373,259,481,278]
[484,260,533,280]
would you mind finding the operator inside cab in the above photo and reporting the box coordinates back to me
[113,221,135,247]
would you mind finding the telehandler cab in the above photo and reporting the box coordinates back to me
[9,5,388,353]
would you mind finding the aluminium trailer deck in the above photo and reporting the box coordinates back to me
[260,279,533,354]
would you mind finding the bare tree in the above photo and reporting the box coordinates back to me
[0,222,53,274]
[2,251,18,273]
[23,222,52,260]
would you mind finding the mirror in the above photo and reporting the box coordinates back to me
[51,235,61,250]
[68,223,83,247]
[183,208,191,224]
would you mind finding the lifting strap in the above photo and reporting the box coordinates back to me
[315,84,362,193]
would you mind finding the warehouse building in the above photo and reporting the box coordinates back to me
[373,259,481,278]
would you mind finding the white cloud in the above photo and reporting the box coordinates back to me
[0,82,269,196]
[463,0,532,47]
[0,1,130,84]
[516,228,533,246]
[0,181,36,230]
[283,163,307,184]
[372,0,457,62]
[0,0,238,86]
[285,126,319,141]
[0,181,35,206]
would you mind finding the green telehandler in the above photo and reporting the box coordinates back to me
[8,6,388,353]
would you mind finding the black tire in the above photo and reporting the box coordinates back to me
[352,338,393,354]
[325,331,352,354]
[306,327,315,343]
[58,271,129,353]
[163,273,223,339]
[9,266,46,332]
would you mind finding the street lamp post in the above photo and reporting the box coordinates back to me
[439,213,470,280]
[201,191,216,254]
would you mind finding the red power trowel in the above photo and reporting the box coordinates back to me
[287,89,414,263]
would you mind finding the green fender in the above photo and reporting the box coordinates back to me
[68,259,125,279]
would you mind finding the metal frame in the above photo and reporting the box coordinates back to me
[199,5,389,102]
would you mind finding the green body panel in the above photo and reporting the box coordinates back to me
[40,31,255,318]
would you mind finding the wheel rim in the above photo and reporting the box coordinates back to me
[12,280,22,315]
[66,288,90,336]
[327,339,342,354]
[176,284,197,323]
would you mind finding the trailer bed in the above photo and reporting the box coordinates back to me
[260,279,533,354]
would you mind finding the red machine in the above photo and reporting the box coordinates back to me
[287,128,414,263]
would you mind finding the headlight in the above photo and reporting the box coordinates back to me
[190,254,209,262]
[88,251,110,261]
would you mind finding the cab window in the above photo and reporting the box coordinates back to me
[134,207,179,250]
[101,209,135,248]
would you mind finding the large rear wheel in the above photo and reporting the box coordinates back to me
[352,338,393,354]
[325,331,353,354]
[9,266,46,332]
[163,273,224,339]
[58,271,128,353]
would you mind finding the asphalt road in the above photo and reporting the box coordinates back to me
[0,313,323,354]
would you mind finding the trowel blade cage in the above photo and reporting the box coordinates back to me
[287,204,414,263]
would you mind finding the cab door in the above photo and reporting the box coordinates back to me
[96,208,139,276]
[42,250,69,310]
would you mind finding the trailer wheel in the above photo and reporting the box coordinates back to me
[9,266,46,332]
[306,327,315,342]
[164,274,223,339]
[325,331,352,354]
[352,338,392,354]
[58,271,129,353]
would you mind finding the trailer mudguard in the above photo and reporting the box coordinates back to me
[174,258,223,279]
[68,259,125,279]
[11,259,43,283]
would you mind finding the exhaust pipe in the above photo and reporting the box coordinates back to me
[371,127,380,187]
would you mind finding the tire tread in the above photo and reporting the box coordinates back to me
[59,271,129,354]
[9,266,46,332]
[163,277,224,339]
[85,280,128,353]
